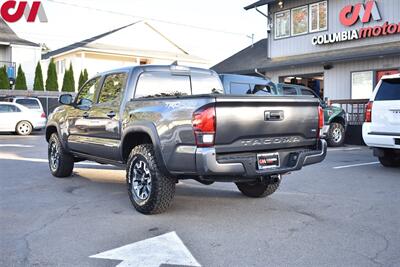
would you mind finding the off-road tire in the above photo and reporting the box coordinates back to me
[379,156,400,168]
[126,144,175,214]
[327,123,345,147]
[16,121,33,136]
[236,179,281,198]
[48,133,74,178]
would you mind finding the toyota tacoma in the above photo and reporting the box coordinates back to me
[46,64,327,214]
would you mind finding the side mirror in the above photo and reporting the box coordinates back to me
[59,94,73,105]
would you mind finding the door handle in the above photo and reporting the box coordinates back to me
[82,112,90,118]
[107,111,116,118]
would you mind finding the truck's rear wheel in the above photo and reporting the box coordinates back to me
[379,155,400,168]
[327,123,345,147]
[236,178,281,198]
[126,144,175,214]
[48,133,74,178]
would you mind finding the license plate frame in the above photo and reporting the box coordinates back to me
[257,153,280,170]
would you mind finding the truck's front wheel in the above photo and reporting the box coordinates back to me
[236,178,281,198]
[126,144,175,214]
[48,133,74,178]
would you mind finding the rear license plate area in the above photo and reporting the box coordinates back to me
[257,153,280,170]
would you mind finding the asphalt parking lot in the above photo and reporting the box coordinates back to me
[1,133,399,267]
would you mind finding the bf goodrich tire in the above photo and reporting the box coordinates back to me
[48,133,74,178]
[379,156,400,168]
[327,123,345,147]
[236,179,281,198]
[126,144,175,214]
[16,121,33,136]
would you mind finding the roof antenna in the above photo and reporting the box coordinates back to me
[171,60,179,66]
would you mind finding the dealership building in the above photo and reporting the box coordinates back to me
[213,0,400,101]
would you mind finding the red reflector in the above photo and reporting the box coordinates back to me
[41,112,46,118]
[318,106,324,138]
[365,101,373,123]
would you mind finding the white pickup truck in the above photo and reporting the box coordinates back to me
[363,74,400,167]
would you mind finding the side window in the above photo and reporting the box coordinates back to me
[98,73,128,104]
[76,77,100,107]
[230,82,251,95]
[0,105,19,113]
[135,72,191,98]
[301,88,315,97]
[191,73,224,95]
[15,99,41,110]
[282,86,298,95]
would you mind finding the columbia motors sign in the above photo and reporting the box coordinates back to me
[0,1,47,23]
[312,0,399,45]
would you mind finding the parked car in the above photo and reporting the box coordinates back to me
[276,83,348,147]
[363,74,400,167]
[3,97,45,116]
[46,64,327,214]
[0,102,47,135]
[219,74,277,95]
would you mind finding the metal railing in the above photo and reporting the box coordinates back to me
[331,99,369,126]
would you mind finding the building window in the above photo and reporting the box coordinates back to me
[275,10,291,39]
[352,71,374,99]
[291,5,309,36]
[56,60,66,75]
[310,1,328,33]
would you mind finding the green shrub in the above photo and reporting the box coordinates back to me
[33,62,44,91]
[15,65,27,90]
[46,59,58,91]
[0,66,9,90]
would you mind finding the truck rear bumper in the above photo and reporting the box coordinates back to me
[195,139,327,178]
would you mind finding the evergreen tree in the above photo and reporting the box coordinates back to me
[46,59,58,91]
[83,69,89,82]
[69,63,75,92]
[15,65,27,90]
[33,62,44,91]
[0,66,9,90]
[61,69,70,92]
[78,71,85,89]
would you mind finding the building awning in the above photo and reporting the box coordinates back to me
[212,41,400,75]
[244,0,276,10]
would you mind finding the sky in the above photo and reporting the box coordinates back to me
[9,0,270,66]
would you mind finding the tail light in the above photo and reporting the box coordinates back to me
[192,105,216,147]
[41,112,47,118]
[318,106,324,138]
[365,101,373,122]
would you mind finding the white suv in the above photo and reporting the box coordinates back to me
[363,74,400,167]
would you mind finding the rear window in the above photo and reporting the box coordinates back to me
[16,99,41,109]
[282,86,298,95]
[230,82,251,95]
[375,78,400,101]
[191,73,223,95]
[135,72,191,98]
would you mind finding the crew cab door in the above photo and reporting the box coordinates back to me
[67,76,102,154]
[82,72,128,160]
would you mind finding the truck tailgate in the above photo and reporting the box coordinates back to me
[214,96,320,153]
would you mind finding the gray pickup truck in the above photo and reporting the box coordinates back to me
[46,64,327,214]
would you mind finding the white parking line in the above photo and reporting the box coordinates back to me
[0,144,34,148]
[0,153,108,167]
[333,161,380,169]
[328,147,362,152]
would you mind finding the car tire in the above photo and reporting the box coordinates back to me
[48,133,74,178]
[379,156,400,168]
[327,123,345,147]
[236,178,281,198]
[15,121,33,136]
[126,144,175,214]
